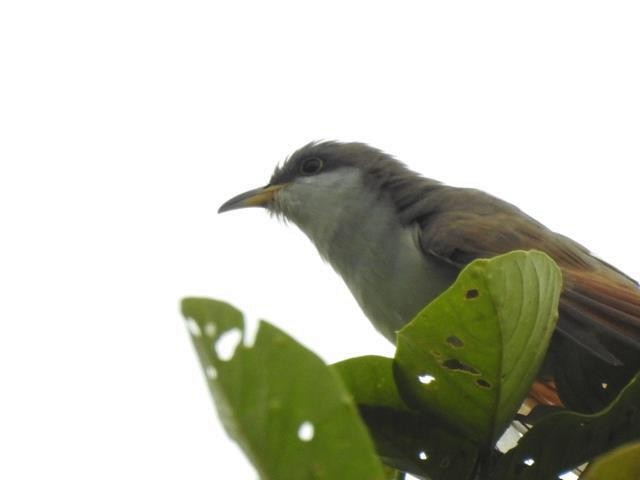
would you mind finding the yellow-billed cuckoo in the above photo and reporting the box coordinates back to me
[219,141,640,412]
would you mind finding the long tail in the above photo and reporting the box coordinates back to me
[527,266,640,412]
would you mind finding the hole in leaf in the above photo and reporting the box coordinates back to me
[297,421,314,442]
[205,365,217,380]
[601,382,608,390]
[559,471,577,480]
[204,322,216,338]
[476,379,491,388]
[442,358,480,375]
[418,451,429,461]
[214,328,242,361]
[465,289,479,299]
[418,374,436,385]
[523,458,535,466]
[242,312,260,348]
[446,335,464,348]
[185,318,202,337]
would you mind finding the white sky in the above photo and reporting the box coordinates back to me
[1,1,639,479]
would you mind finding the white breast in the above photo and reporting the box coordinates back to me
[276,168,457,341]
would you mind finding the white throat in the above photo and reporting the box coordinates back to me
[275,168,455,341]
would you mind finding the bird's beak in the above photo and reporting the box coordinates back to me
[218,184,285,213]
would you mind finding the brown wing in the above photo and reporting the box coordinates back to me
[418,203,595,270]
[416,191,640,410]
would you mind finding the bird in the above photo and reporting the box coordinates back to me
[218,140,640,413]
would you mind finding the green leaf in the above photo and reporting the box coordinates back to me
[333,355,407,411]
[334,355,479,480]
[581,442,640,480]
[394,250,562,445]
[182,297,386,480]
[493,370,640,479]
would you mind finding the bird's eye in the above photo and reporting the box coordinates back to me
[300,157,324,175]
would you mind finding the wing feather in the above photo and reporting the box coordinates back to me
[413,188,640,410]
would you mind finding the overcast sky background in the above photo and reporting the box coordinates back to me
[2,1,639,478]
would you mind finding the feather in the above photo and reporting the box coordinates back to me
[405,187,640,411]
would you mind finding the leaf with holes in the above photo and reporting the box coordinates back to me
[334,355,479,480]
[394,250,562,446]
[182,297,386,480]
[492,370,640,479]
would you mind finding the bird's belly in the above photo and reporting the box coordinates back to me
[331,225,458,342]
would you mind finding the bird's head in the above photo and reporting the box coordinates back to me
[218,141,424,239]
